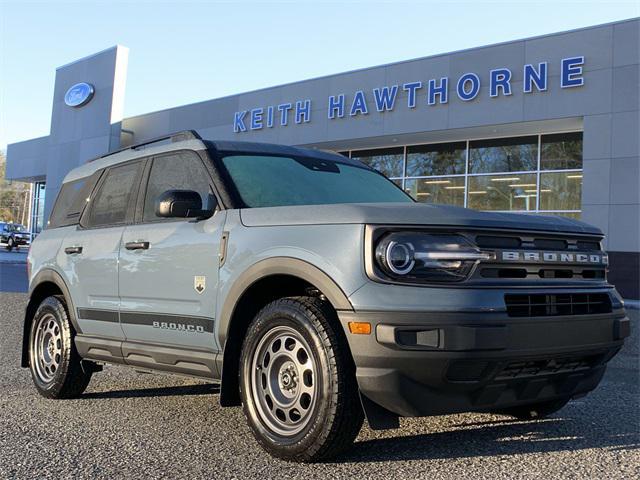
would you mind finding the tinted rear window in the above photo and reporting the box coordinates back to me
[49,176,94,228]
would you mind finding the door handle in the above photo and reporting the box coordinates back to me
[64,246,83,255]
[125,241,150,250]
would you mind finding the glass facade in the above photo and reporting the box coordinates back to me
[350,147,404,180]
[343,132,583,217]
[31,182,46,234]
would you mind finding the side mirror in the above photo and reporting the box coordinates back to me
[155,190,214,219]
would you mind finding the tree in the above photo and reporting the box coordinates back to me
[0,151,31,225]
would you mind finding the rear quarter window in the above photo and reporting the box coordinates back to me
[49,174,99,228]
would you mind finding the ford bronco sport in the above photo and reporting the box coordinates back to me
[23,131,629,461]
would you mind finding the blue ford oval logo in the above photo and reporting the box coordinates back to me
[64,82,95,107]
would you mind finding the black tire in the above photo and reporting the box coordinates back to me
[28,296,92,398]
[239,296,364,462]
[6,238,13,251]
[497,398,571,420]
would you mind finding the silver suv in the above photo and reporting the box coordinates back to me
[23,131,629,461]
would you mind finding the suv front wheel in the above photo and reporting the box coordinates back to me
[239,297,363,462]
[28,296,92,398]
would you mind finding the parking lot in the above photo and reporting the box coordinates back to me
[0,266,638,478]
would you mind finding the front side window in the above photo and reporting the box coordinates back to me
[143,151,213,222]
[88,161,142,227]
[221,154,412,208]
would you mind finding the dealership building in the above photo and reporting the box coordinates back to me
[5,18,639,298]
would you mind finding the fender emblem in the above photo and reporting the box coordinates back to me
[194,275,206,294]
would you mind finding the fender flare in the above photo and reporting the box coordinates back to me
[22,269,80,367]
[217,257,353,348]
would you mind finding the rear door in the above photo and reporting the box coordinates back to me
[118,150,224,361]
[61,159,145,341]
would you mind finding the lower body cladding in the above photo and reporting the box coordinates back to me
[338,289,629,429]
[74,336,219,380]
[73,309,219,380]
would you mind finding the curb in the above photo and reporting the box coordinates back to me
[0,261,27,265]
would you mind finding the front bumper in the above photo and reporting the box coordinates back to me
[338,290,629,420]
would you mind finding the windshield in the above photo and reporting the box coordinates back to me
[8,224,26,232]
[221,154,413,208]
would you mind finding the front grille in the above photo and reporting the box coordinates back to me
[472,233,601,251]
[481,267,606,280]
[504,293,612,317]
[495,354,599,380]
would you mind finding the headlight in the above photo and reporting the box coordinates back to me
[374,232,492,283]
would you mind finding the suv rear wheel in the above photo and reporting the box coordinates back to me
[239,297,363,462]
[28,296,92,398]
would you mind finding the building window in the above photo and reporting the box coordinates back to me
[468,173,538,211]
[31,182,46,234]
[405,176,465,206]
[540,132,583,170]
[406,142,466,176]
[539,171,583,211]
[350,147,404,179]
[348,131,583,217]
[469,136,538,173]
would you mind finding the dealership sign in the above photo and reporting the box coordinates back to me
[233,56,585,133]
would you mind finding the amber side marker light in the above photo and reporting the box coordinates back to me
[348,322,372,335]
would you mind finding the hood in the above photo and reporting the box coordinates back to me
[239,202,602,235]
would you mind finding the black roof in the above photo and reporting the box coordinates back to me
[207,140,360,165]
[95,130,364,168]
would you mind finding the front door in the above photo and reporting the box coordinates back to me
[118,151,223,372]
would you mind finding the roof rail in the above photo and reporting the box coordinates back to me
[93,130,202,161]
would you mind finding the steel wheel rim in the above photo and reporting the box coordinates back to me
[250,325,318,437]
[32,313,62,384]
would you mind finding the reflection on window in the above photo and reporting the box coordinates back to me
[350,147,404,178]
[540,212,582,219]
[32,182,46,234]
[467,173,538,211]
[405,177,465,206]
[541,132,583,170]
[406,142,466,177]
[344,133,582,217]
[539,172,582,211]
[469,136,538,174]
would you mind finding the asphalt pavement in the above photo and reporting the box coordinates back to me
[0,265,638,478]
[0,250,28,293]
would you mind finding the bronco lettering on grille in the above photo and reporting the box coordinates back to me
[501,251,607,265]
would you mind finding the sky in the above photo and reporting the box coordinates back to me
[0,0,638,150]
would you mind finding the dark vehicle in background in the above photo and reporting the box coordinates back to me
[1,223,31,251]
